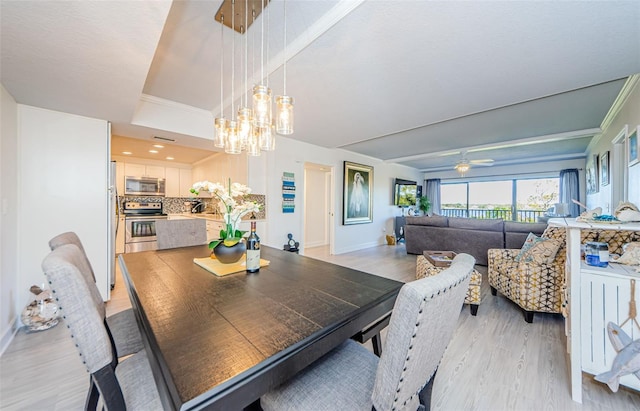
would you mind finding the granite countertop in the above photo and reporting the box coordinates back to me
[169,213,265,222]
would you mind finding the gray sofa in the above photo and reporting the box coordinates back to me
[404,216,547,266]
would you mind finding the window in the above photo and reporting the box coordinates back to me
[441,178,559,222]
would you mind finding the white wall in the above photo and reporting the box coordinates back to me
[1,85,19,354]
[248,137,422,254]
[18,105,110,312]
[586,78,640,210]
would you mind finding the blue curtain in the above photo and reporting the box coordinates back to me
[424,179,441,215]
[559,169,580,217]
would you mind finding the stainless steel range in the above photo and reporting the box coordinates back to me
[123,201,168,253]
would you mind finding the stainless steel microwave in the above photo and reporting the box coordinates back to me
[124,176,166,196]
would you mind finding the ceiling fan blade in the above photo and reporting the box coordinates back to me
[473,162,494,167]
[469,159,494,164]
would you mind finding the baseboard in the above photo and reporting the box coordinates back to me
[0,316,19,357]
[304,240,326,248]
[334,240,382,255]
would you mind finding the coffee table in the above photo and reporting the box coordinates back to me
[416,254,482,316]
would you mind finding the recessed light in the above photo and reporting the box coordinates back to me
[153,144,164,148]
[122,151,132,155]
[166,156,174,160]
[149,150,159,154]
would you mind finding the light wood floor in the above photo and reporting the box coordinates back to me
[1,244,639,410]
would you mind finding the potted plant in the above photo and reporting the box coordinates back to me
[190,179,261,263]
[418,196,431,216]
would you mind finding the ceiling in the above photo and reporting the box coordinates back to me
[2,1,639,171]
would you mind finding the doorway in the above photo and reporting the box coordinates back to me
[303,163,334,256]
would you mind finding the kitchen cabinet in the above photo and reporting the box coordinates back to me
[124,163,145,178]
[165,167,180,197]
[124,163,165,179]
[165,167,194,197]
[115,161,125,195]
[116,215,125,254]
[180,168,193,196]
[207,220,225,242]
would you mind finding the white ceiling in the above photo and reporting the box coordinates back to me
[2,1,639,170]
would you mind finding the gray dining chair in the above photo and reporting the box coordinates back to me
[155,218,208,250]
[49,231,143,358]
[261,253,476,411]
[42,243,162,411]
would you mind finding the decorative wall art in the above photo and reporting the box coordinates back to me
[343,161,373,225]
[600,151,610,187]
[282,172,295,213]
[629,127,639,167]
[586,154,599,194]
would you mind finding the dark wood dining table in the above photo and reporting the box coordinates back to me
[118,245,403,410]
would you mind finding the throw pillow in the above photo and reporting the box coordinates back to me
[524,237,562,265]
[515,232,539,262]
[515,232,561,265]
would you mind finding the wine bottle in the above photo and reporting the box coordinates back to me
[246,221,260,273]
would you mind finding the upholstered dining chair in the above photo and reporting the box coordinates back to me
[155,218,208,250]
[49,231,143,358]
[261,253,475,411]
[42,244,162,411]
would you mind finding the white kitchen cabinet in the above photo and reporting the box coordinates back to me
[124,163,165,179]
[115,161,125,195]
[180,168,193,197]
[207,220,225,242]
[165,167,193,198]
[124,163,146,178]
[165,167,180,197]
[116,215,125,254]
[145,165,165,178]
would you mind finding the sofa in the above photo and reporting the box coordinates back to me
[404,215,547,266]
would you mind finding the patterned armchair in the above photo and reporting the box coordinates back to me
[489,226,640,323]
[488,226,590,323]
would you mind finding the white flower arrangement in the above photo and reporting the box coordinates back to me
[190,179,261,248]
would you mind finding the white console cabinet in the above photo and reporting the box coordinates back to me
[549,218,640,403]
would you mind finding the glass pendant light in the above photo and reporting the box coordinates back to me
[225,120,241,154]
[253,84,272,127]
[237,106,253,149]
[275,0,294,135]
[214,14,226,148]
[258,121,275,151]
[246,125,261,156]
[214,117,228,148]
[237,7,253,151]
[275,95,293,135]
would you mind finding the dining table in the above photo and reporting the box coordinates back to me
[118,245,404,410]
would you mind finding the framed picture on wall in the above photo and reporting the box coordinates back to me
[586,154,599,194]
[343,161,373,225]
[600,151,610,186]
[629,127,639,167]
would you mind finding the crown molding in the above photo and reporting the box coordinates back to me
[600,74,640,133]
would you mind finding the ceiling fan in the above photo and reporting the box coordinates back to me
[454,153,494,175]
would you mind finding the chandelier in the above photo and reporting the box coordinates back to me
[214,0,294,156]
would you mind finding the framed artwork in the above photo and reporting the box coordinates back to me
[629,127,639,167]
[343,161,373,225]
[586,154,599,194]
[600,151,610,186]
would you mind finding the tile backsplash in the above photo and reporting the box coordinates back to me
[120,195,266,219]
